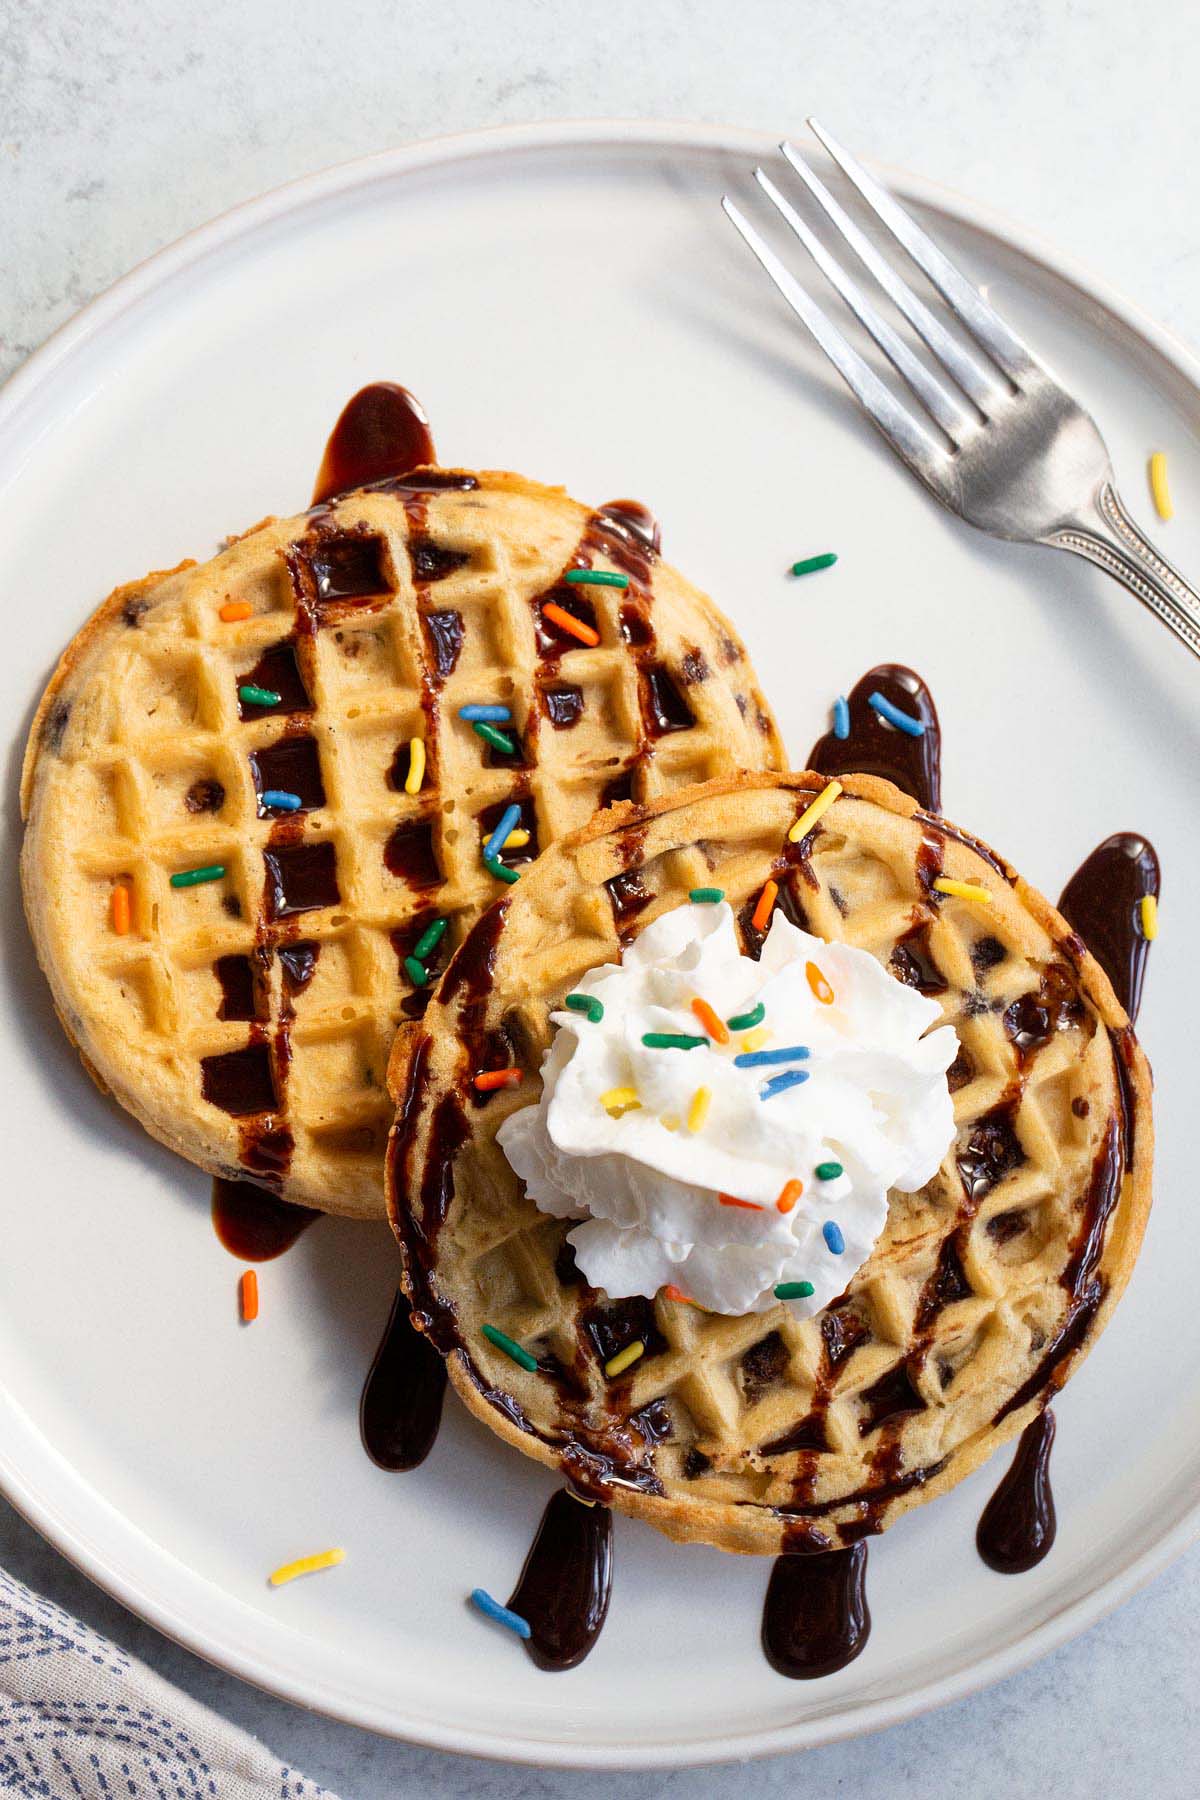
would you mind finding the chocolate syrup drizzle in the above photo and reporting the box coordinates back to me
[506,1489,613,1670]
[808,663,941,812]
[360,1290,447,1471]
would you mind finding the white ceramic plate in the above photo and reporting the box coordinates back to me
[2,121,1198,1769]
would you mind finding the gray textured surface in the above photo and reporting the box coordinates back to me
[3,0,1200,1791]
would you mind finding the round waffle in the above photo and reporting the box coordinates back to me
[388,772,1152,1554]
[21,474,783,1219]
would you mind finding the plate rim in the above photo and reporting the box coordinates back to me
[2,115,1198,1769]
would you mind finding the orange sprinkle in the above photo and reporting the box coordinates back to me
[776,1179,804,1214]
[663,1284,696,1305]
[806,960,835,1005]
[239,1269,259,1322]
[110,883,131,936]
[219,600,252,623]
[474,1068,523,1091]
[690,996,730,1045]
[542,601,600,647]
[719,1193,764,1211]
[751,879,778,934]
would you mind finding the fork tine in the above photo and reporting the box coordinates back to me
[753,167,974,443]
[806,118,1038,385]
[721,197,951,488]
[777,140,1003,413]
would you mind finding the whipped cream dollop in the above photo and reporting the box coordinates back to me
[497,901,959,1318]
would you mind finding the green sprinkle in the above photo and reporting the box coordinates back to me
[485,857,520,885]
[404,955,428,987]
[726,1001,766,1031]
[238,683,281,707]
[472,720,517,755]
[815,1161,844,1181]
[412,917,448,961]
[482,1324,538,1373]
[565,993,604,1022]
[790,553,838,578]
[774,1281,815,1300]
[564,568,628,588]
[689,887,725,903]
[641,1032,706,1050]
[170,864,225,888]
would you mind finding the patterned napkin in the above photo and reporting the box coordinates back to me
[0,1567,339,1800]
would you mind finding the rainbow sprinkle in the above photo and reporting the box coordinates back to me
[726,1000,765,1031]
[791,552,838,577]
[760,1069,810,1100]
[542,601,601,646]
[238,684,281,708]
[483,802,523,863]
[403,954,428,987]
[604,1339,645,1378]
[689,887,725,903]
[642,1032,706,1050]
[459,704,512,723]
[260,789,302,812]
[690,997,730,1044]
[405,737,426,795]
[733,1044,809,1068]
[503,828,530,849]
[868,691,925,736]
[1140,893,1158,940]
[470,1589,532,1639]
[219,600,252,623]
[110,884,131,936]
[1149,451,1173,521]
[739,1027,771,1054]
[170,864,225,888]
[774,1280,815,1300]
[269,1547,345,1588]
[823,1221,846,1255]
[485,856,520,885]
[719,1193,764,1211]
[413,917,448,960]
[788,779,842,843]
[776,1179,803,1213]
[933,877,991,904]
[806,961,835,1005]
[482,1324,538,1373]
[472,720,517,756]
[833,695,850,740]
[815,1161,844,1181]
[751,880,778,933]
[565,568,628,588]
[600,1086,641,1116]
[565,992,604,1022]
[687,1087,711,1133]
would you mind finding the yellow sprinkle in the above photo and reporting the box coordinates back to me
[933,877,992,904]
[1149,451,1173,521]
[661,1114,680,1132]
[269,1547,346,1587]
[1140,893,1158,940]
[503,828,530,849]
[604,1339,645,1378]
[788,779,843,843]
[404,737,426,795]
[740,1027,771,1054]
[687,1087,711,1133]
[600,1085,640,1116]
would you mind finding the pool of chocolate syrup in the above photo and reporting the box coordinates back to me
[807,663,941,811]
[211,1177,319,1261]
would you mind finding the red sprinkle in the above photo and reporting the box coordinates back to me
[719,1193,764,1211]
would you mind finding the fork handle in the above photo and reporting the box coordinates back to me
[1049,480,1200,660]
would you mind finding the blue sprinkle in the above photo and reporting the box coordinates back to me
[760,1069,811,1100]
[482,802,523,864]
[823,1220,846,1255]
[734,1045,811,1068]
[868,691,925,737]
[459,704,512,723]
[470,1588,532,1639]
[259,789,302,812]
[833,695,850,740]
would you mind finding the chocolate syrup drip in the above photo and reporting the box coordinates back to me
[359,1290,447,1471]
[211,1177,319,1260]
[313,383,436,503]
[506,1490,613,1670]
[977,1409,1056,1573]
[762,1542,870,1679]
[808,664,941,811]
[1058,832,1160,1020]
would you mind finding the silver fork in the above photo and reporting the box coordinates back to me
[723,119,1200,661]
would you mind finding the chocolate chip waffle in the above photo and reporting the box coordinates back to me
[388,772,1152,1553]
[21,475,783,1219]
